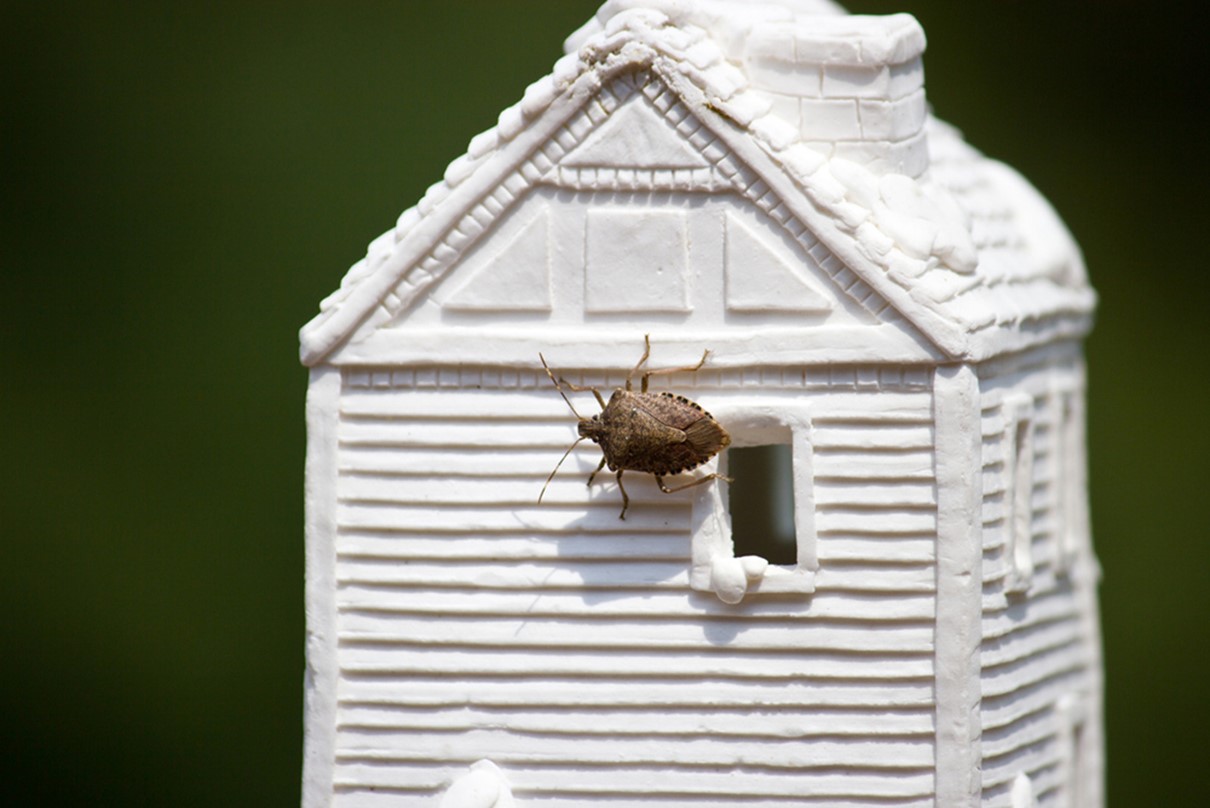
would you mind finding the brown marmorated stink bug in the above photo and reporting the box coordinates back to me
[539,335,732,519]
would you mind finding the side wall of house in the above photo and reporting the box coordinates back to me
[321,361,939,807]
[975,343,1103,807]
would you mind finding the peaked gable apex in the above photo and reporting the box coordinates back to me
[301,9,1093,367]
[561,92,710,169]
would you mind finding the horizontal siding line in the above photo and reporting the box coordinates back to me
[982,638,1098,696]
[334,502,939,528]
[335,419,942,440]
[337,724,939,748]
[815,480,937,507]
[981,592,1081,639]
[336,453,937,481]
[334,574,937,598]
[332,741,936,772]
[981,652,1091,704]
[810,414,934,426]
[335,537,690,563]
[813,446,936,458]
[341,387,934,407]
[339,436,581,451]
[336,583,934,619]
[335,515,689,536]
[333,537,942,559]
[982,610,1081,652]
[335,603,937,624]
[340,474,934,490]
[335,525,685,539]
[341,411,569,424]
[336,715,937,740]
[816,464,935,480]
[336,559,938,594]
[337,702,934,725]
[337,696,942,712]
[335,722,937,744]
[982,753,1064,795]
[980,620,1084,672]
[817,526,936,540]
[338,637,939,657]
[336,667,939,692]
[333,576,938,597]
[982,760,1063,796]
[336,490,939,513]
[338,499,691,516]
[809,542,934,565]
[334,753,937,779]
[980,700,1054,749]
[336,628,934,655]
[333,763,936,801]
[343,411,578,423]
[338,435,934,454]
[983,772,1064,808]
[340,415,937,446]
[981,717,1062,766]
[810,431,935,451]
[332,788,935,808]
[982,570,1076,606]
[816,502,937,514]
[981,670,1086,733]
[340,606,936,632]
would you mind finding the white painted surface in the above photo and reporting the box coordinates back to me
[300,2,1102,805]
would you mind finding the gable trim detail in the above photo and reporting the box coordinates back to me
[300,15,1093,367]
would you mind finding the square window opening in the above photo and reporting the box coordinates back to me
[688,412,815,602]
[726,443,797,566]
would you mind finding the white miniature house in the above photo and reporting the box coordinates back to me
[300,3,1103,806]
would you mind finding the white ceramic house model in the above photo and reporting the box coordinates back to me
[300,2,1103,806]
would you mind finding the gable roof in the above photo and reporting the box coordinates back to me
[300,7,1094,367]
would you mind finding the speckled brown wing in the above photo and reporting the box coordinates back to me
[684,417,730,455]
[642,392,710,430]
[627,392,731,474]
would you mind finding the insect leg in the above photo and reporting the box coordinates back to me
[555,378,606,409]
[654,472,732,494]
[586,455,607,487]
[625,334,653,392]
[616,469,630,520]
[638,349,711,393]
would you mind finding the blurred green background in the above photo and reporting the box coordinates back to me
[2,2,1204,805]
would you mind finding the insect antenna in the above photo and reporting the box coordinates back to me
[539,353,585,419]
[538,437,585,503]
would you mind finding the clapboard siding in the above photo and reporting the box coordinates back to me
[335,791,936,808]
[339,676,938,708]
[332,763,938,804]
[338,703,935,736]
[338,585,937,621]
[978,357,1097,806]
[331,369,937,804]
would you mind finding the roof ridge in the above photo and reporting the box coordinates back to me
[301,9,1092,366]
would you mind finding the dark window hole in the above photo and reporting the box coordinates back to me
[727,443,796,566]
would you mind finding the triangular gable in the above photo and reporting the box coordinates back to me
[300,11,1092,367]
[724,211,832,313]
[562,93,710,169]
[444,207,551,312]
[357,69,898,340]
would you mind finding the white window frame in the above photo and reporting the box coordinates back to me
[1003,392,1035,594]
[688,401,816,603]
[1053,385,1086,575]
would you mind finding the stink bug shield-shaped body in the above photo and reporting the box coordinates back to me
[539,336,732,519]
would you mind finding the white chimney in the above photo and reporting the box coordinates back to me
[743,13,929,177]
